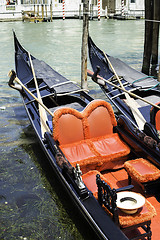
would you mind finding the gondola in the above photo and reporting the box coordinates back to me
[9,32,160,240]
[88,36,160,143]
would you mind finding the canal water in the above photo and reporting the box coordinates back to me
[0,19,151,240]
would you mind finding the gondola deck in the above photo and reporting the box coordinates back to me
[8,32,160,240]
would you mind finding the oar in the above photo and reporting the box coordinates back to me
[87,68,160,116]
[101,51,146,130]
[28,52,50,137]
[8,70,54,116]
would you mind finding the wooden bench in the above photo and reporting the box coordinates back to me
[52,100,130,173]
[124,158,160,194]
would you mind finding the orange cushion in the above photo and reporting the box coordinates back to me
[60,140,97,165]
[84,100,117,138]
[103,195,156,228]
[53,108,84,145]
[124,158,160,183]
[60,134,130,173]
[118,199,156,228]
[82,170,112,199]
[92,133,130,159]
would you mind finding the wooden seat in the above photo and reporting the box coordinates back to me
[53,100,130,173]
[124,158,160,194]
[96,174,156,240]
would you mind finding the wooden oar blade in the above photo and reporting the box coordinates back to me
[28,52,51,138]
[125,95,146,130]
[37,95,50,137]
[39,104,50,138]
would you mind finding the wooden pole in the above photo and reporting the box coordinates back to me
[142,0,153,75]
[37,3,39,17]
[41,4,44,20]
[98,0,100,20]
[81,0,89,90]
[121,0,124,16]
[62,0,65,20]
[28,52,50,137]
[79,4,81,19]
[151,0,160,77]
[45,4,47,18]
[50,0,52,22]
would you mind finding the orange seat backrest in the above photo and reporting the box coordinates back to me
[52,100,117,145]
[84,100,117,138]
[53,108,84,145]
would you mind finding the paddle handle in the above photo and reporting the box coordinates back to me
[28,52,51,137]
[87,69,160,112]
[103,51,125,90]
[8,70,54,117]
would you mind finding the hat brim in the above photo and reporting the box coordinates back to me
[117,191,145,214]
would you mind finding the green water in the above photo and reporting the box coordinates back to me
[0,19,151,240]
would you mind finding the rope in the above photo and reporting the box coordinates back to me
[144,82,160,91]
[132,76,160,91]
[132,76,154,84]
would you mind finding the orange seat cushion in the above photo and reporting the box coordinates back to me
[60,140,97,166]
[82,170,112,199]
[92,133,130,159]
[118,199,156,228]
[103,194,156,228]
[124,158,160,183]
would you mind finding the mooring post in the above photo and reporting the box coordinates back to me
[142,0,153,75]
[121,0,124,16]
[98,0,101,20]
[45,3,47,18]
[151,0,160,77]
[50,0,52,22]
[42,4,44,20]
[37,3,39,17]
[81,0,89,90]
[62,0,65,20]
[79,4,81,19]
